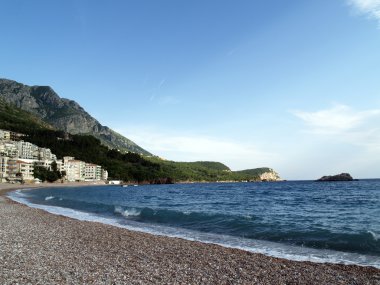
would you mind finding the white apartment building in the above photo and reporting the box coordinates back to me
[36,147,57,161]
[16,141,39,160]
[35,159,56,170]
[64,157,86,182]
[7,159,35,181]
[63,156,75,164]
[0,129,24,141]
[0,129,11,140]
[0,141,19,158]
[55,160,64,172]
[102,169,108,181]
[0,156,9,182]
[84,163,102,181]
[0,129,108,183]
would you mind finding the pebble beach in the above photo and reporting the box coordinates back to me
[1,184,380,285]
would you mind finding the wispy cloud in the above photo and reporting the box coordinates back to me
[349,0,380,23]
[292,104,380,133]
[149,78,166,101]
[292,104,380,149]
[158,79,166,89]
[116,127,276,170]
[148,78,178,105]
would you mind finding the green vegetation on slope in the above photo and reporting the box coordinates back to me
[145,157,233,182]
[234,168,272,176]
[146,158,271,182]
[0,98,54,132]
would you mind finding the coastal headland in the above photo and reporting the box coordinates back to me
[1,183,379,284]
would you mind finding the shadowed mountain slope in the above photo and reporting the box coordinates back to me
[0,79,151,155]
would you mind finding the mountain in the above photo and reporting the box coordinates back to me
[0,78,151,155]
[0,99,280,182]
[0,78,282,182]
[0,98,55,132]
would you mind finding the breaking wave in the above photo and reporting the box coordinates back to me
[7,181,380,269]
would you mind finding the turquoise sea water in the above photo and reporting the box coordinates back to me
[9,180,380,268]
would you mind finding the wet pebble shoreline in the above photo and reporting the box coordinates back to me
[0,193,380,284]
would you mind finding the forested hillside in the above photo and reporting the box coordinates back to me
[0,99,279,183]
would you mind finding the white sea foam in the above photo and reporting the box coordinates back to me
[368,231,380,241]
[45,196,55,201]
[114,206,141,217]
[7,189,380,269]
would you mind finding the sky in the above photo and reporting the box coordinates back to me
[1,0,380,179]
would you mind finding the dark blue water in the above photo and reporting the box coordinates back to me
[9,180,380,267]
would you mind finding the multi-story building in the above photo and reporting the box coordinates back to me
[17,159,35,181]
[0,129,108,183]
[0,141,19,158]
[0,129,25,141]
[16,141,39,160]
[64,157,86,182]
[35,159,53,170]
[55,160,64,172]
[84,163,102,181]
[63,156,75,164]
[0,156,9,182]
[36,147,57,161]
[10,131,24,141]
[7,159,35,181]
[0,129,11,140]
[102,169,108,181]
[6,159,17,179]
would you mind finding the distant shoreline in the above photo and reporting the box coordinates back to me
[0,181,106,196]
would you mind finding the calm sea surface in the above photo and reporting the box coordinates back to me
[9,180,380,268]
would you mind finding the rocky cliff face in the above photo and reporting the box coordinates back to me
[259,169,282,181]
[0,79,151,155]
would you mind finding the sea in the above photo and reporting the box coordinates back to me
[8,180,380,268]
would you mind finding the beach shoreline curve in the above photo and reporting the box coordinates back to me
[1,182,379,284]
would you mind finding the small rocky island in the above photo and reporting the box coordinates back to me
[317,173,355,182]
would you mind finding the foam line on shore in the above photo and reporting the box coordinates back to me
[8,189,380,269]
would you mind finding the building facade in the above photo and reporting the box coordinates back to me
[7,159,35,181]
[84,163,102,181]
[0,156,9,182]
[64,158,86,182]
[0,129,108,183]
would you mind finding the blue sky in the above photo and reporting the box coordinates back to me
[1,0,380,179]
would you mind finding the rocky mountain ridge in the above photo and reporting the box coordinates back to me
[0,79,151,155]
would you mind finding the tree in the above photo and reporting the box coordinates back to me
[33,162,61,182]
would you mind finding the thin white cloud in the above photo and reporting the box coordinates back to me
[158,78,166,89]
[293,104,380,133]
[116,127,276,170]
[148,78,178,105]
[349,0,380,22]
[292,104,380,149]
